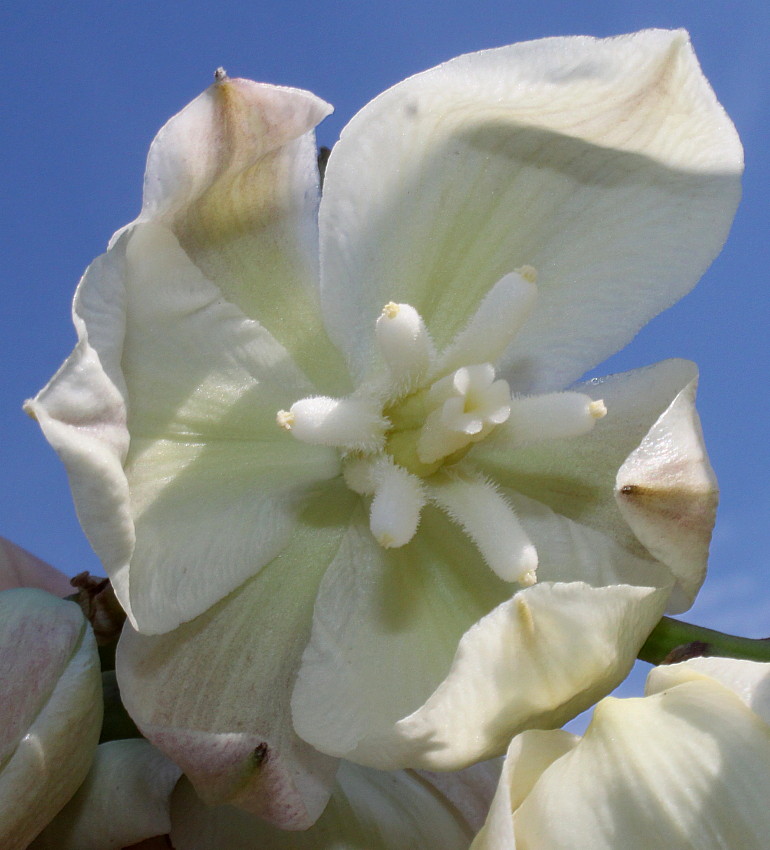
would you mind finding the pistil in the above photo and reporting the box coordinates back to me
[276,267,606,586]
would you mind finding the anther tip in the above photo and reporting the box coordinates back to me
[276,409,295,430]
[515,264,538,284]
[589,399,607,420]
[519,569,538,587]
[381,302,400,319]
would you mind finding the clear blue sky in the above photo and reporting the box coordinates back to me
[2,0,769,646]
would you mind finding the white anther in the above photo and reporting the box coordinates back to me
[375,301,435,390]
[494,392,608,449]
[283,396,386,452]
[276,409,295,430]
[369,462,426,548]
[427,469,538,585]
[435,270,538,377]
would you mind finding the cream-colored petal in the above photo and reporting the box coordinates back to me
[30,740,181,850]
[471,730,577,850]
[291,504,510,769]
[513,679,770,849]
[646,657,770,726]
[320,31,741,390]
[25,239,134,616]
[385,580,666,770]
[0,537,72,596]
[0,589,102,850]
[30,220,339,635]
[616,377,717,612]
[116,484,358,830]
[471,359,700,563]
[169,762,475,849]
[123,222,339,633]
[292,498,668,770]
[139,73,349,392]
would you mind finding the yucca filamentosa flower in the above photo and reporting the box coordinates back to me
[27,29,741,827]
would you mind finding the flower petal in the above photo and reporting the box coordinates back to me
[320,30,741,390]
[169,762,476,849]
[0,589,102,850]
[389,580,666,770]
[116,484,357,830]
[471,359,701,565]
[646,657,770,726]
[471,729,578,850]
[138,73,349,392]
[0,537,72,596]
[292,504,668,770]
[291,504,510,769]
[29,221,340,634]
[615,376,717,612]
[30,740,181,850]
[512,679,770,849]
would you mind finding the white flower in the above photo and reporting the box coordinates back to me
[473,657,770,849]
[0,588,102,850]
[27,29,741,825]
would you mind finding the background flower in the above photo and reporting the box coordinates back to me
[0,587,102,850]
[473,656,770,849]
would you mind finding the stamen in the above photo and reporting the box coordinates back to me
[494,392,608,449]
[427,469,538,584]
[280,396,386,452]
[369,461,426,548]
[434,270,538,377]
[375,301,435,390]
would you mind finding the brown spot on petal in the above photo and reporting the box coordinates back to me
[615,379,718,606]
[253,742,270,766]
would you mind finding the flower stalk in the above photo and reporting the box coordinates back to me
[639,616,770,665]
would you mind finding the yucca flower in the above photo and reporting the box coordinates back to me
[27,29,741,826]
[0,587,102,849]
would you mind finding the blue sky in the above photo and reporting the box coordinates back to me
[2,0,769,654]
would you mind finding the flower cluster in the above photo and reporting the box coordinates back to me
[4,26,758,850]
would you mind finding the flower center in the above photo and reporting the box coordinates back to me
[383,361,512,478]
[276,268,606,587]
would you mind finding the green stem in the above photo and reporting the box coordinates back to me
[639,617,770,666]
